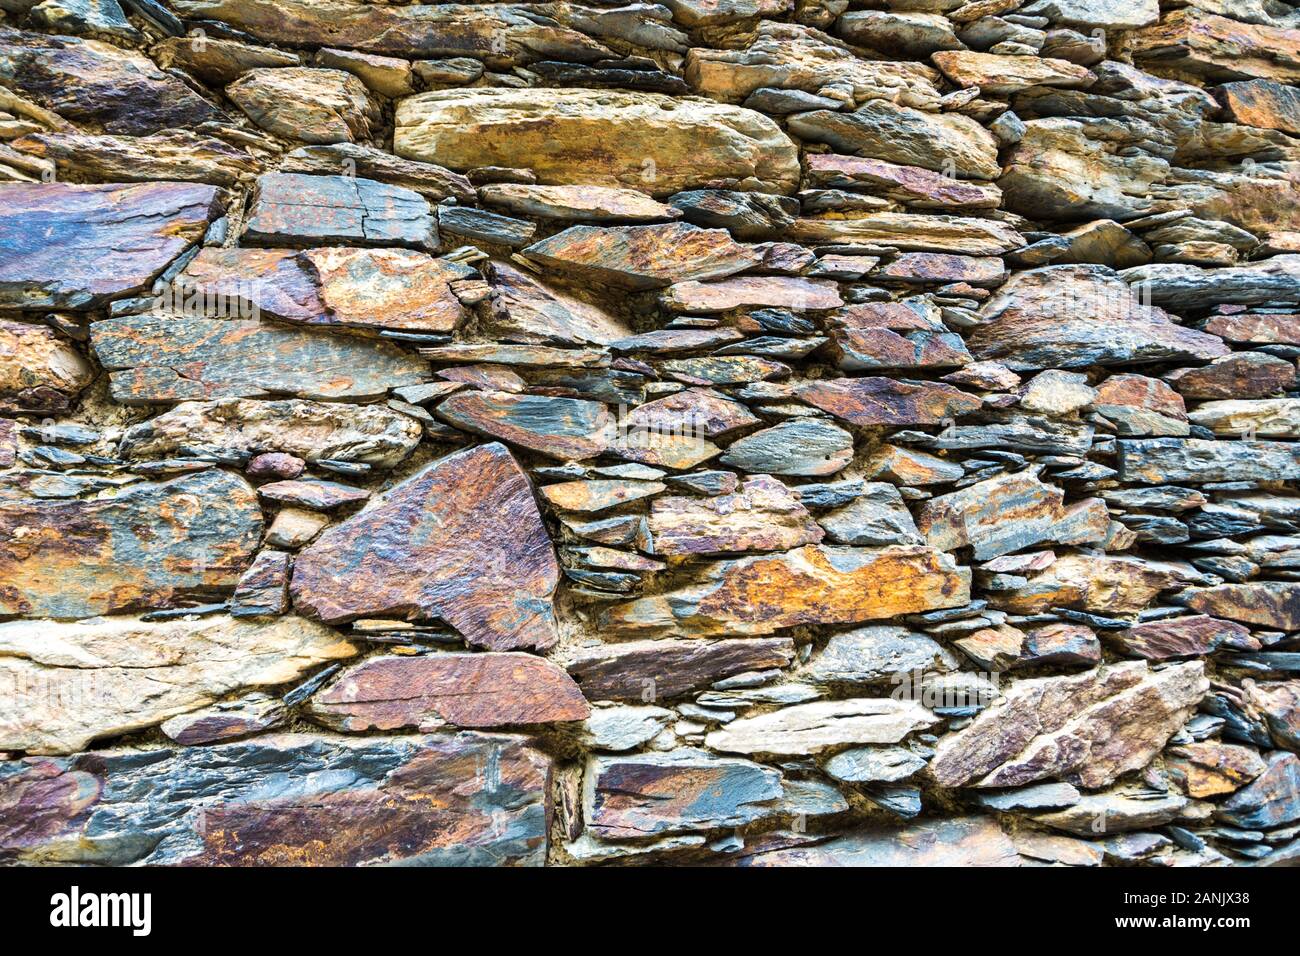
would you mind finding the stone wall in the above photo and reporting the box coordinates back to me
[1,0,1298,867]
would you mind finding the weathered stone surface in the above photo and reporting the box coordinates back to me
[0,732,552,865]
[176,247,473,333]
[1021,0,1158,30]
[1125,257,1300,312]
[1189,399,1300,438]
[1117,438,1300,484]
[1182,582,1300,631]
[226,67,378,144]
[804,153,1001,210]
[279,142,474,203]
[685,21,941,107]
[483,261,631,346]
[1216,752,1300,829]
[0,27,224,134]
[932,52,1096,95]
[734,816,1020,866]
[482,183,679,223]
[11,130,258,187]
[258,479,369,511]
[0,614,355,753]
[1165,352,1295,400]
[824,746,927,784]
[309,653,589,731]
[600,545,970,637]
[1216,79,1300,136]
[119,399,422,469]
[0,181,220,309]
[797,377,982,426]
[160,693,287,747]
[1126,9,1300,84]
[566,638,795,702]
[91,314,430,404]
[175,0,609,67]
[522,223,760,290]
[805,625,958,686]
[929,662,1209,789]
[787,101,1000,180]
[968,266,1230,371]
[988,552,1205,615]
[540,478,665,513]
[153,34,301,85]
[819,483,923,547]
[230,549,290,617]
[626,387,757,439]
[396,89,800,196]
[580,705,672,752]
[1112,615,1247,661]
[583,749,783,839]
[1167,742,1267,798]
[242,173,436,250]
[705,698,937,756]
[718,418,854,476]
[917,471,1108,559]
[291,443,560,651]
[826,302,971,372]
[0,320,93,414]
[661,276,842,312]
[790,212,1023,255]
[0,469,261,619]
[649,475,823,556]
[436,391,610,460]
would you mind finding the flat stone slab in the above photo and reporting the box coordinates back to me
[0,27,225,134]
[566,637,795,702]
[0,732,551,865]
[600,544,971,637]
[309,652,589,731]
[0,181,221,310]
[929,661,1208,789]
[118,398,423,469]
[175,247,474,333]
[291,443,560,651]
[91,313,430,404]
[0,469,262,619]
[395,88,800,196]
[0,614,355,753]
[241,173,437,250]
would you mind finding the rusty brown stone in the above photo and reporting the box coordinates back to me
[1112,615,1249,661]
[309,652,589,731]
[0,469,262,620]
[176,247,474,333]
[290,442,560,651]
[648,475,824,556]
[600,544,971,637]
[1182,582,1300,631]
[930,661,1208,789]
[522,223,761,290]
[436,390,611,460]
[565,637,796,702]
[797,376,982,426]
[803,153,1001,210]
[1167,742,1268,798]
[0,320,94,414]
[1165,353,1296,400]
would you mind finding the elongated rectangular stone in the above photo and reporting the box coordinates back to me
[600,545,970,637]
[0,733,551,865]
[0,469,262,619]
[1117,438,1300,483]
[0,615,355,753]
[395,88,800,196]
[91,314,430,403]
[566,638,796,702]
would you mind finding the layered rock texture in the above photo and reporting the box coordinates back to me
[1,0,1299,869]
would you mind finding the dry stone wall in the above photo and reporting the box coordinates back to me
[1,0,1299,867]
